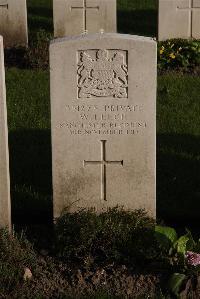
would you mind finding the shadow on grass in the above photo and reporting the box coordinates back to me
[28,18,53,34]
[118,9,157,37]
[9,129,52,225]
[28,6,53,19]
[157,133,200,232]
[28,7,53,34]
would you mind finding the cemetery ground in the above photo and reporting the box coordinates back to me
[1,0,200,298]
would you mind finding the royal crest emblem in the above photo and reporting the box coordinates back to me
[77,49,128,99]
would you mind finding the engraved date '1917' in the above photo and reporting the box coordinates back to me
[77,49,128,99]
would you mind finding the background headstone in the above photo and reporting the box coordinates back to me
[0,36,11,230]
[53,0,116,37]
[50,34,157,218]
[0,0,28,47]
[159,0,200,40]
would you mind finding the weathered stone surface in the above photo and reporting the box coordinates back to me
[53,0,116,37]
[0,0,28,47]
[50,33,156,218]
[158,0,200,40]
[0,36,11,230]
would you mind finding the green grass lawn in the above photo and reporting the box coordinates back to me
[118,0,158,36]
[5,0,200,230]
[27,0,53,35]
[157,75,200,225]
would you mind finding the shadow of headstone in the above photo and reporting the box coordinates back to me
[9,129,52,225]
[118,8,158,37]
[157,133,200,233]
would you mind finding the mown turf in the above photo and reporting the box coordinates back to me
[5,69,51,224]
[6,68,50,130]
[27,0,53,35]
[118,0,158,36]
[157,75,200,227]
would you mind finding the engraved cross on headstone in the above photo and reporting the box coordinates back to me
[0,0,8,9]
[71,0,99,33]
[177,0,200,37]
[84,140,123,201]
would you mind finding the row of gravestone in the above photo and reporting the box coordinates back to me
[0,0,200,47]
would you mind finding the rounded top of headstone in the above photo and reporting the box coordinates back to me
[50,33,156,47]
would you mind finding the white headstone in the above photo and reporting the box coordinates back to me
[50,33,157,219]
[159,0,200,40]
[0,0,28,47]
[0,36,11,230]
[53,0,116,37]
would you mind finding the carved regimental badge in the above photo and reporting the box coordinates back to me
[77,49,128,99]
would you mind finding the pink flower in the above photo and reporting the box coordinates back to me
[186,251,200,267]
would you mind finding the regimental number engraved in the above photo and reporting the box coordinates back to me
[84,140,123,201]
[77,49,128,99]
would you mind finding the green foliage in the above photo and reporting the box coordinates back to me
[155,225,193,257]
[155,226,200,257]
[55,208,156,267]
[0,229,36,295]
[158,39,200,71]
[155,226,200,297]
[155,226,177,251]
[167,273,187,296]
